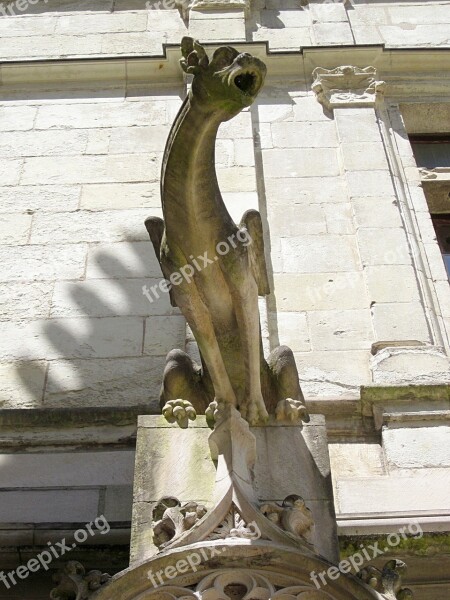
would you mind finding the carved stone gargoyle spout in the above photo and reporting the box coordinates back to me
[145,37,309,427]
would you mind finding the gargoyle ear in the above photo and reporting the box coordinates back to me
[180,38,209,74]
[210,46,240,70]
[181,36,195,59]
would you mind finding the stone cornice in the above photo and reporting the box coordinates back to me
[1,46,449,101]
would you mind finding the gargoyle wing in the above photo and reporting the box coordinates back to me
[240,209,270,296]
[144,216,176,307]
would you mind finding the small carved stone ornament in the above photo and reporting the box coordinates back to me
[49,561,110,600]
[152,497,208,548]
[260,495,314,544]
[358,559,413,599]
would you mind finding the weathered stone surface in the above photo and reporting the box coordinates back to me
[273,272,369,311]
[45,356,164,407]
[35,101,167,129]
[0,450,134,487]
[365,265,421,303]
[371,346,450,385]
[308,309,373,351]
[86,241,163,279]
[276,312,310,352]
[357,228,411,266]
[341,142,389,171]
[143,316,186,356]
[30,208,152,243]
[294,350,371,398]
[0,490,100,523]
[278,235,360,273]
[346,170,395,197]
[0,159,23,186]
[263,148,339,178]
[0,105,36,131]
[337,471,450,515]
[268,203,327,236]
[335,108,381,142]
[0,317,144,360]
[0,213,32,244]
[352,197,403,228]
[22,154,160,185]
[80,182,161,210]
[313,22,354,45]
[0,281,53,321]
[0,361,47,408]
[271,121,338,148]
[383,426,450,469]
[51,278,175,318]
[0,244,87,281]
[0,185,80,213]
[0,129,89,157]
[372,302,431,343]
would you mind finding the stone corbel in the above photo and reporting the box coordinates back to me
[312,65,386,110]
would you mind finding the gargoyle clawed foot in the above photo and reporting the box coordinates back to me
[162,399,197,429]
[276,398,310,424]
[240,397,269,426]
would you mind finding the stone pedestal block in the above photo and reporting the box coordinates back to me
[130,414,338,565]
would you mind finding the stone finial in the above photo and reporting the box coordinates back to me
[260,495,315,544]
[358,559,413,599]
[50,561,110,600]
[151,497,208,548]
[312,65,386,110]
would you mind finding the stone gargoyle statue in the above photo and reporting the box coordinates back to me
[145,37,309,427]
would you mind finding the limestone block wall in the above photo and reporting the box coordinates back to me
[0,78,259,409]
[0,0,186,60]
[250,0,450,51]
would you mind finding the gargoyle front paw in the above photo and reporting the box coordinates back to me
[205,399,227,428]
[162,399,197,429]
[241,399,269,426]
[276,398,310,424]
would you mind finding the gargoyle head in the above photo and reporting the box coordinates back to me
[180,37,267,119]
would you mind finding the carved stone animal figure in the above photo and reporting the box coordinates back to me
[145,37,309,426]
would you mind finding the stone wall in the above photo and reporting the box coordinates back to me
[1,4,450,597]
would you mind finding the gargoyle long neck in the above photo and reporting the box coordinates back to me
[161,93,234,240]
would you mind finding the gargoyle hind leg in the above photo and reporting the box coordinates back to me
[267,345,310,423]
[160,349,210,428]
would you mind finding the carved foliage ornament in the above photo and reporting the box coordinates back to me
[50,561,111,600]
[312,65,386,110]
[152,497,208,548]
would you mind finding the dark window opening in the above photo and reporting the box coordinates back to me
[410,135,450,169]
[431,215,450,279]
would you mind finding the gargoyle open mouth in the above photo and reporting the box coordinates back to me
[233,70,260,96]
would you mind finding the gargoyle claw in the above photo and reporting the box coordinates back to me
[276,398,310,424]
[162,399,197,429]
